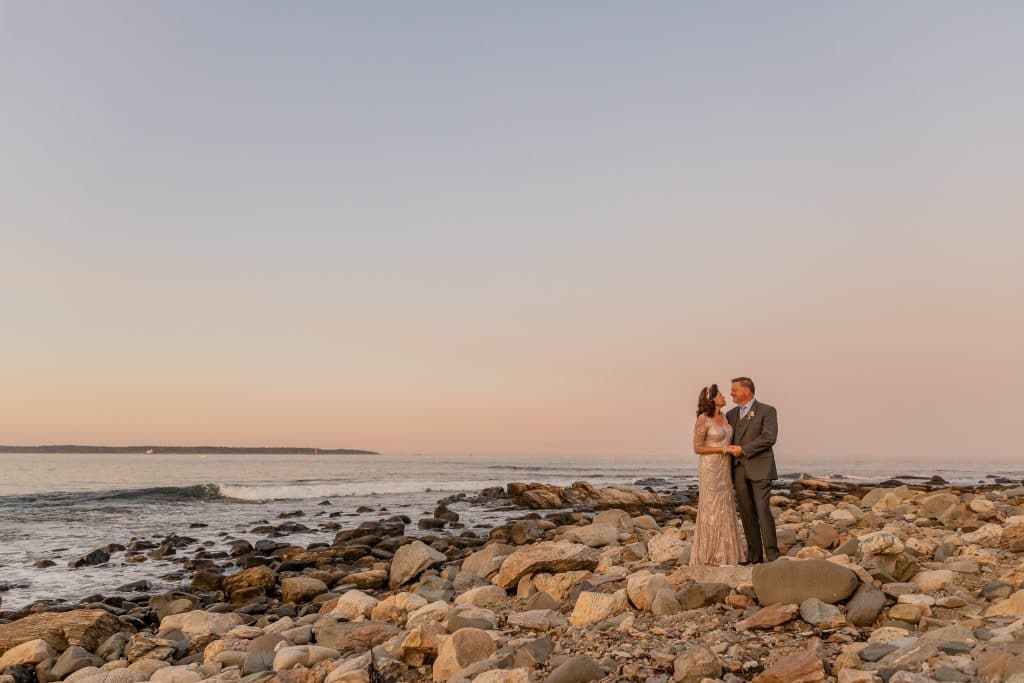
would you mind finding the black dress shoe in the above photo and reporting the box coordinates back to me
[739,559,760,566]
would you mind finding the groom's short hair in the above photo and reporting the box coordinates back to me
[732,377,756,394]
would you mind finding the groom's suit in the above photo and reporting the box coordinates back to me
[727,399,780,563]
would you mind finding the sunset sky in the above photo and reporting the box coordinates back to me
[2,2,1022,460]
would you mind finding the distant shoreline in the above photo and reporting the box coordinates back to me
[0,445,379,455]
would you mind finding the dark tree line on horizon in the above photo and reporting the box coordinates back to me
[0,445,379,455]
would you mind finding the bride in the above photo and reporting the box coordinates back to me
[690,384,745,566]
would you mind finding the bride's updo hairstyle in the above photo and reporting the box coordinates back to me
[697,384,719,417]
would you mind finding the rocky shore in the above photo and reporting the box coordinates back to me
[2,476,1023,683]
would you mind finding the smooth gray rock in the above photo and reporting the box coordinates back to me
[51,646,103,679]
[846,582,886,627]
[544,655,605,683]
[242,649,276,674]
[799,597,841,626]
[752,559,859,605]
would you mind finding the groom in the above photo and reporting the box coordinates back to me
[725,377,780,564]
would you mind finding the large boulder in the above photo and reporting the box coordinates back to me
[910,570,955,594]
[492,542,598,589]
[963,523,1004,546]
[271,645,340,671]
[509,519,552,546]
[565,482,664,510]
[406,601,453,630]
[567,590,629,627]
[415,575,454,603]
[390,540,446,589]
[124,633,178,663]
[918,491,960,518]
[398,623,446,668]
[506,483,565,509]
[446,606,498,632]
[860,550,919,583]
[345,569,388,590]
[432,627,496,682]
[453,544,514,590]
[0,610,122,656]
[0,639,56,668]
[313,620,399,654]
[752,559,859,606]
[203,637,253,664]
[859,531,904,556]
[647,531,690,565]
[984,590,1024,617]
[331,590,379,621]
[281,577,328,604]
[861,486,909,508]
[453,586,507,609]
[158,611,244,639]
[805,522,838,549]
[531,571,590,602]
[505,482,663,511]
[52,645,104,679]
[222,566,276,597]
[626,571,674,611]
[562,524,619,548]
[371,592,429,623]
[593,509,633,533]
[675,582,731,610]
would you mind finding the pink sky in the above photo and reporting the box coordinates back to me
[2,3,1022,460]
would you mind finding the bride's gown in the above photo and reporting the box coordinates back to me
[690,415,745,566]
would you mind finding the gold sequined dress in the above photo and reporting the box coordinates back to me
[690,415,745,566]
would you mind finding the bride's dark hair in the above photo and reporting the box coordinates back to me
[696,384,719,417]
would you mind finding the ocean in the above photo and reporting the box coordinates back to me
[1,451,1021,611]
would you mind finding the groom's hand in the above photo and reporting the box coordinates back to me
[727,445,743,457]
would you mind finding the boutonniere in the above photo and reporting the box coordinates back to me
[747,410,757,419]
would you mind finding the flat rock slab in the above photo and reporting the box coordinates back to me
[858,643,897,662]
[0,610,122,656]
[751,641,825,683]
[737,603,799,630]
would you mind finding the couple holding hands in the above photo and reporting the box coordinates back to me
[690,377,780,567]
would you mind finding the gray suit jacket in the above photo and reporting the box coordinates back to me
[727,399,778,481]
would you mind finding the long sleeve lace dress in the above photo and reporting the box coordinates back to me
[690,415,745,566]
